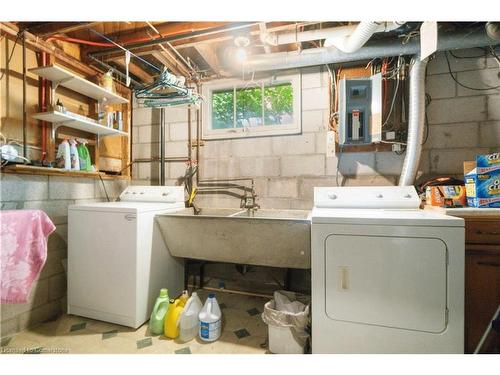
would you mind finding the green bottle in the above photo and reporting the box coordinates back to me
[77,143,92,171]
[149,288,169,335]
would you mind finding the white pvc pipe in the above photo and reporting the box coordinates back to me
[399,57,428,186]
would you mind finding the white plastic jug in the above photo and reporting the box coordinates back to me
[198,293,222,342]
[179,292,203,342]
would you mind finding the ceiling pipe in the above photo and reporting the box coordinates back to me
[233,26,497,73]
[90,22,257,58]
[324,21,398,53]
[264,22,404,47]
[399,57,428,186]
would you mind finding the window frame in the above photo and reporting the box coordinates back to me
[202,73,302,140]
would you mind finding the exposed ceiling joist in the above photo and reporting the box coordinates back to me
[151,50,190,77]
[39,22,100,37]
[115,59,154,83]
[84,22,230,55]
[193,43,221,75]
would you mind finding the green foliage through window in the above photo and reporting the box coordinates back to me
[211,82,293,130]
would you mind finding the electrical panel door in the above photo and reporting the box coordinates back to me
[339,74,382,145]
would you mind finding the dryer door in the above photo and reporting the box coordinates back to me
[324,234,448,333]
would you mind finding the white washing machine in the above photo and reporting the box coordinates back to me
[311,186,465,353]
[68,186,185,328]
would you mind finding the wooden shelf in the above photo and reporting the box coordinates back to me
[2,164,130,180]
[29,65,129,104]
[32,111,128,137]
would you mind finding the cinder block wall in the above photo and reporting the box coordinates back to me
[0,174,129,338]
[132,49,499,209]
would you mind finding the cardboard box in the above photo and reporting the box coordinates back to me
[426,185,467,207]
[464,152,500,208]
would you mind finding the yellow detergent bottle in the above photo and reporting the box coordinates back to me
[164,291,189,339]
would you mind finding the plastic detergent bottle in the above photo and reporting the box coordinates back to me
[164,298,185,339]
[56,140,71,170]
[69,139,80,170]
[149,288,169,336]
[199,293,222,342]
[77,142,92,172]
[179,292,203,342]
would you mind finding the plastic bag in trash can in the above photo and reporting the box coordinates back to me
[262,291,310,348]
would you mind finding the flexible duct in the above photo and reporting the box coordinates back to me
[324,21,381,53]
[399,57,428,186]
[234,27,497,72]
[265,22,404,47]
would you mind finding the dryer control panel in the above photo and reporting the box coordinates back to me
[314,186,420,209]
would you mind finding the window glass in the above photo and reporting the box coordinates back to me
[235,86,263,128]
[263,83,293,126]
[212,89,234,129]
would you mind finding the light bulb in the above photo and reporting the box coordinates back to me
[235,47,247,63]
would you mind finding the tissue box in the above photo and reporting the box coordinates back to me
[464,152,500,208]
[426,186,467,207]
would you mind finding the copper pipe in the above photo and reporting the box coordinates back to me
[196,106,200,184]
[22,31,27,162]
[187,105,192,162]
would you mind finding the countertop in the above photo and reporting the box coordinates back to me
[424,205,500,218]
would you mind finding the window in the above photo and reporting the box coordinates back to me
[202,74,301,140]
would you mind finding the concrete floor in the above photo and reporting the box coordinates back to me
[1,290,269,354]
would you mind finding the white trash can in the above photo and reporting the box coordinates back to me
[262,291,310,354]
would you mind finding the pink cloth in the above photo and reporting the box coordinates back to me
[1,210,55,303]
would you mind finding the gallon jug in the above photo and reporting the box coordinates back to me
[56,140,71,170]
[69,139,80,171]
[164,297,186,339]
[199,293,222,342]
[179,292,203,343]
[149,288,169,336]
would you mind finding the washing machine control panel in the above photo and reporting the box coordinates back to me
[119,186,184,203]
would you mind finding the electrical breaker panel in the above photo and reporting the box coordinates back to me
[339,73,382,145]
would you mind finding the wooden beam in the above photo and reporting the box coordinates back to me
[151,50,188,77]
[194,43,220,75]
[0,22,131,96]
[83,22,230,56]
[115,59,154,84]
[39,22,100,37]
[1,22,96,77]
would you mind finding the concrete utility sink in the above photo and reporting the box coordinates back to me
[156,208,311,269]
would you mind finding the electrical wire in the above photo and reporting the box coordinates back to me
[421,93,432,146]
[98,172,111,202]
[0,32,21,81]
[89,29,162,74]
[444,51,500,91]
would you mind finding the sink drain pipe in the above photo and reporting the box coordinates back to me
[398,57,428,186]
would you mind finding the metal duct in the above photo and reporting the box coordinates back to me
[235,27,497,72]
[324,21,381,53]
[265,22,404,47]
[399,57,428,187]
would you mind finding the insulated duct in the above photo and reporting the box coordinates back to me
[264,22,404,47]
[399,57,428,187]
[233,27,497,72]
[323,21,382,53]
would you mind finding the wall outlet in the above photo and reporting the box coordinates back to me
[386,131,396,140]
[392,143,402,152]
